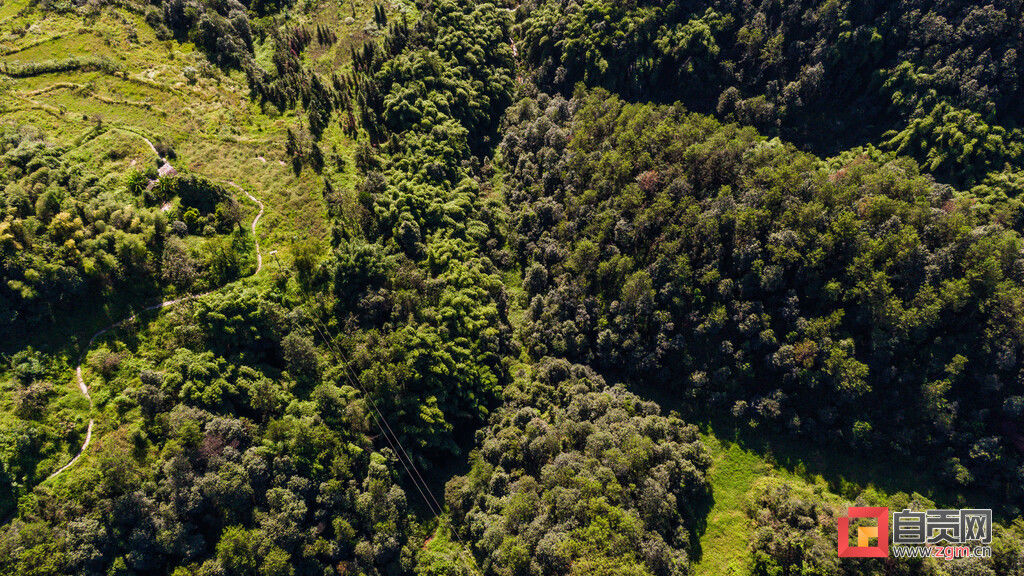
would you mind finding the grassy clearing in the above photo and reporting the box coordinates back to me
[691,429,858,576]
[699,413,995,514]
[0,0,411,265]
[692,433,767,576]
[0,0,364,314]
[683,405,1004,576]
[639,384,995,575]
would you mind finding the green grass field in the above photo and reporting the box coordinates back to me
[0,0,343,257]
[692,434,766,576]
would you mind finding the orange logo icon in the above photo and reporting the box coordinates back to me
[838,507,889,558]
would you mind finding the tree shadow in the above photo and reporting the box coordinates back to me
[630,380,1006,521]
[687,479,714,563]
[2,290,165,359]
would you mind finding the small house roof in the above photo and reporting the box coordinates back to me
[158,162,178,177]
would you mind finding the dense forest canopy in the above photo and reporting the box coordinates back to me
[501,89,1024,502]
[446,358,712,576]
[515,0,1024,165]
[1,0,1024,574]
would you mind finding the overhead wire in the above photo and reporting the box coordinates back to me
[315,310,449,519]
[303,307,442,519]
[306,304,473,550]
[302,302,456,533]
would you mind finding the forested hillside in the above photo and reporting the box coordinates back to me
[0,126,254,332]
[515,0,1024,177]
[2,0,1024,574]
[502,89,1024,502]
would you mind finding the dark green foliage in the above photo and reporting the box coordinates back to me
[501,90,1024,503]
[0,126,255,335]
[155,0,261,68]
[0,283,422,575]
[0,126,163,330]
[154,174,231,216]
[321,0,517,460]
[446,358,711,576]
[281,331,320,386]
[0,348,83,495]
[747,478,1024,575]
[8,0,1024,574]
[515,0,1024,169]
[0,2,522,570]
[883,101,1023,186]
[747,478,847,576]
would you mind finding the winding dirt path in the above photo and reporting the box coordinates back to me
[44,149,266,482]
[116,127,162,161]
[226,181,264,274]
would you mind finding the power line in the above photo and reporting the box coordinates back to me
[302,301,468,548]
[304,312,438,517]
[313,308,449,520]
[302,304,448,522]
